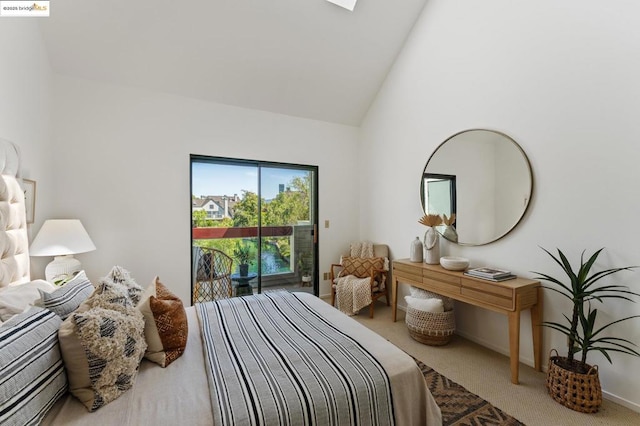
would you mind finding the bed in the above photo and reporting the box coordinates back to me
[0,139,442,425]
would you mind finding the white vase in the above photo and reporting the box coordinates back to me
[410,236,423,262]
[442,225,458,243]
[424,227,440,265]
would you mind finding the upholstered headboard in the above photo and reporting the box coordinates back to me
[0,138,30,287]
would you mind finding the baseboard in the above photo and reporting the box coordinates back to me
[602,390,640,413]
[397,303,540,368]
[396,306,640,413]
[453,329,537,369]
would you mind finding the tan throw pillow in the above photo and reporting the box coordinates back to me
[137,277,188,367]
[341,257,385,279]
[58,306,146,412]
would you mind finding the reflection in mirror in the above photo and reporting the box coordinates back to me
[421,129,532,246]
[423,174,456,223]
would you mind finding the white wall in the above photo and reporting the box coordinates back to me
[0,20,55,276]
[50,76,361,304]
[360,0,640,411]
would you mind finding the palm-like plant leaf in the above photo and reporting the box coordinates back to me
[533,247,639,367]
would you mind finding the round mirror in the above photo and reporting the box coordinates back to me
[421,129,533,246]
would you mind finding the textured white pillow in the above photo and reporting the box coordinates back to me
[58,306,146,412]
[0,280,56,321]
[404,296,444,313]
[408,287,454,311]
[106,266,144,306]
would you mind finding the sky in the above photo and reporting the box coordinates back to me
[192,162,309,200]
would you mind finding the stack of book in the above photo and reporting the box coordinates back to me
[464,267,516,282]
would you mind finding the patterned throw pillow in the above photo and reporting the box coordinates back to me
[0,307,67,426]
[40,271,94,319]
[137,277,188,367]
[340,257,385,279]
[79,279,135,314]
[58,306,146,412]
[106,266,144,306]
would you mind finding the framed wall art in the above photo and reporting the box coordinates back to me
[23,179,36,224]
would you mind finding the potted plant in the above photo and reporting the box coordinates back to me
[233,241,253,277]
[533,247,640,413]
[298,254,312,286]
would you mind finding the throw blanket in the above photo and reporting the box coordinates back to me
[335,241,379,315]
[350,241,374,258]
[335,275,373,316]
[196,292,395,426]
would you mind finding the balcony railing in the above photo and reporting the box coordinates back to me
[192,225,293,239]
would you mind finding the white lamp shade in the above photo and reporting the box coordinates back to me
[30,219,96,257]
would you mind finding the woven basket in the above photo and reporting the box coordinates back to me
[546,349,602,413]
[405,306,455,346]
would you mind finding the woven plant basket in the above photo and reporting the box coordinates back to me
[405,306,455,346]
[546,349,602,413]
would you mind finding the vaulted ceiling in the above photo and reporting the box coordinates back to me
[39,0,427,126]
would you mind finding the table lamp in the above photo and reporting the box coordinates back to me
[30,219,96,283]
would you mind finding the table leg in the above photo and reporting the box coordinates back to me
[531,286,544,371]
[508,310,521,384]
[392,277,398,322]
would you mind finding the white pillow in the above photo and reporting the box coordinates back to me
[408,287,454,311]
[404,295,444,313]
[0,280,56,321]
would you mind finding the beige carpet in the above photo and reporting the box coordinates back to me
[350,301,640,426]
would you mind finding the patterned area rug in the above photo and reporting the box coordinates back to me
[415,358,525,426]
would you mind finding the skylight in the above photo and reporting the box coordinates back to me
[326,0,358,12]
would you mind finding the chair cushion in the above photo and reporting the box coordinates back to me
[341,257,384,279]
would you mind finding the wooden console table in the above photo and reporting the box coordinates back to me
[392,259,543,384]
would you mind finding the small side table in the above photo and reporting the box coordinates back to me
[231,272,257,297]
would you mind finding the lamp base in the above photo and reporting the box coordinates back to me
[45,255,82,285]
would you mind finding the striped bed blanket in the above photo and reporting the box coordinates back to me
[196,291,395,426]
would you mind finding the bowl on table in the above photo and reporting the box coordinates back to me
[439,256,469,271]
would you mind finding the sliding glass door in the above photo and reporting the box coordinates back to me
[190,156,318,304]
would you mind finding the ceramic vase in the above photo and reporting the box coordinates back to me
[423,227,440,265]
[442,225,458,243]
[410,236,423,262]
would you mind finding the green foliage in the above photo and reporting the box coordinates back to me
[297,253,311,275]
[262,175,310,226]
[193,174,311,275]
[533,247,640,368]
[192,209,209,227]
[233,241,254,265]
[233,190,259,227]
